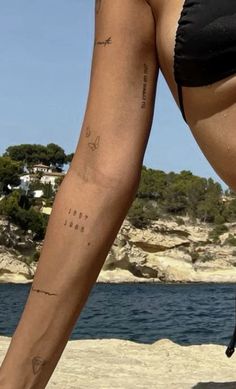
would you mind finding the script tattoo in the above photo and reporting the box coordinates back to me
[95,36,112,47]
[31,287,58,296]
[96,0,102,14]
[32,356,47,375]
[63,208,88,232]
[141,63,148,109]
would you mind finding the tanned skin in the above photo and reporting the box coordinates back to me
[1,0,236,387]
[0,1,158,388]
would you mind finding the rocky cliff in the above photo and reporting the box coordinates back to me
[1,216,236,283]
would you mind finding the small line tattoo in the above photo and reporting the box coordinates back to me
[69,221,73,227]
[31,287,57,296]
[64,219,67,226]
[96,37,112,47]
[88,136,100,151]
[75,224,79,230]
[68,208,72,214]
[141,63,149,109]
[73,210,77,216]
[79,212,83,219]
[85,126,91,138]
[32,356,47,375]
[80,226,85,232]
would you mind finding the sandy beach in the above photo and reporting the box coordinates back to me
[1,336,236,388]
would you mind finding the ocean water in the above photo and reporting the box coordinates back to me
[0,282,236,346]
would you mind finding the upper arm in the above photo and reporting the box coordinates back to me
[72,0,159,187]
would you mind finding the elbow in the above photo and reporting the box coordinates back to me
[69,160,141,199]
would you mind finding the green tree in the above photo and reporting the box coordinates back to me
[0,157,23,194]
[46,143,66,170]
[4,143,67,170]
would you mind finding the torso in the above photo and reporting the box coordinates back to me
[147,0,236,189]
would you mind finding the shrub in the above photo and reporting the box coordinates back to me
[208,224,228,243]
[175,217,185,226]
[225,234,236,246]
[190,250,200,263]
[201,252,214,262]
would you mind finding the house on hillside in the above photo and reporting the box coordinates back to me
[31,164,52,174]
[18,171,66,194]
[19,173,38,190]
[40,172,65,188]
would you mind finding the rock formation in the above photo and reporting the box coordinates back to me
[1,216,236,283]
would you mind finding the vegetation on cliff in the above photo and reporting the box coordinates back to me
[1,143,236,268]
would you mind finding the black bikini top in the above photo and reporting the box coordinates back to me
[174,0,236,122]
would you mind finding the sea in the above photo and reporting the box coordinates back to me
[0,282,236,346]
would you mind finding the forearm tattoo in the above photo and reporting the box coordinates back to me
[64,208,88,233]
[64,208,91,246]
[141,63,149,109]
[85,126,100,151]
[96,0,102,14]
[32,356,47,375]
[31,287,58,296]
[95,36,112,47]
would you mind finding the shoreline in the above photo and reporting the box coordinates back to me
[1,278,236,285]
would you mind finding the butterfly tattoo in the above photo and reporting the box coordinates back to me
[88,136,100,151]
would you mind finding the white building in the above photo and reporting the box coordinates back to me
[31,164,52,174]
[40,172,65,188]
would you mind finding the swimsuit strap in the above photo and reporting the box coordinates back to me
[177,83,186,122]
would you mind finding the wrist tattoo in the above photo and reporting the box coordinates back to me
[32,356,47,375]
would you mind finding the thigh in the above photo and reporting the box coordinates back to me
[183,76,236,190]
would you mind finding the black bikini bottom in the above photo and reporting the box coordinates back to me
[174,0,236,122]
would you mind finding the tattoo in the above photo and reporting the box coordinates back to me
[63,208,89,232]
[32,356,47,375]
[96,0,102,14]
[84,125,100,151]
[31,287,58,296]
[95,37,112,47]
[88,136,100,151]
[85,126,91,138]
[141,63,149,109]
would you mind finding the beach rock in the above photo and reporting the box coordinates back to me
[1,336,236,388]
[0,246,33,283]
[1,216,236,283]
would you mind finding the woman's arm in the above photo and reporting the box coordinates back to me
[0,1,159,388]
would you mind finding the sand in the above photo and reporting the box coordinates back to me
[1,336,236,388]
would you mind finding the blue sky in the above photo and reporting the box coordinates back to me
[0,0,227,189]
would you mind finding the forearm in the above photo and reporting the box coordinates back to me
[0,165,138,389]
